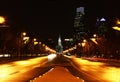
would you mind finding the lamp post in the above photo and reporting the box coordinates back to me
[0,16,5,24]
[112,19,120,59]
[112,19,120,31]
[0,16,9,28]
[0,16,9,55]
[18,32,27,58]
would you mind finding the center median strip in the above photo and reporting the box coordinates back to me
[30,66,84,82]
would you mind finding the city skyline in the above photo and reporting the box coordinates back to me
[0,1,120,41]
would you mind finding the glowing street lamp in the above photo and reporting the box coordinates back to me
[0,16,9,55]
[82,42,86,47]
[33,38,37,42]
[83,39,87,43]
[0,16,5,24]
[112,26,120,31]
[22,32,27,36]
[0,16,9,28]
[34,41,38,45]
[90,38,98,44]
[23,37,29,44]
[117,19,120,25]
[93,34,97,38]
[112,19,120,31]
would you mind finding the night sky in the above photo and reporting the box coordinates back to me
[0,0,120,42]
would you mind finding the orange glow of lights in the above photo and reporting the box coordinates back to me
[0,65,13,78]
[48,54,57,61]
[112,26,120,31]
[33,38,37,41]
[78,43,81,46]
[0,16,5,24]
[15,61,30,65]
[90,38,98,44]
[23,37,29,40]
[71,57,120,82]
[102,67,120,82]
[117,20,120,24]
[73,58,104,66]
[82,42,85,47]
[83,39,87,43]
[22,32,27,36]
[93,34,97,37]
[0,69,9,78]
[34,41,38,45]
[0,57,48,81]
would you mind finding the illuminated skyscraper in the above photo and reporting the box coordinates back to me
[73,7,86,41]
[95,17,108,37]
[56,35,63,54]
[58,35,62,46]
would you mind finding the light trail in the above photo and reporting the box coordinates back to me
[0,56,48,82]
[71,57,120,82]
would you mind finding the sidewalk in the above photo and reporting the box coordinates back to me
[31,66,84,82]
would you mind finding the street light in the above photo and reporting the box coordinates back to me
[0,16,9,55]
[0,16,5,24]
[18,32,28,57]
[93,34,97,38]
[33,38,37,42]
[112,26,120,31]
[112,19,120,31]
[33,38,38,45]
[22,32,27,36]
[0,16,9,28]
[117,19,120,25]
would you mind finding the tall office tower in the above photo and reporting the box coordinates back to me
[73,7,86,42]
[56,35,63,54]
[95,18,107,37]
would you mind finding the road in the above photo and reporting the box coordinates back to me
[64,55,120,82]
[0,56,54,82]
[0,54,120,82]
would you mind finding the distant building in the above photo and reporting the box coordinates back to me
[64,38,74,50]
[73,7,87,42]
[95,17,108,37]
[56,35,63,54]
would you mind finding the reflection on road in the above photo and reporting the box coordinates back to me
[0,56,48,82]
[70,56,120,82]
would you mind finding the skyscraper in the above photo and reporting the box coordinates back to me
[73,7,86,42]
[56,35,63,54]
[95,17,108,37]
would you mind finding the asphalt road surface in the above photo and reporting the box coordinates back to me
[0,54,120,82]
